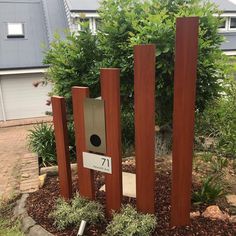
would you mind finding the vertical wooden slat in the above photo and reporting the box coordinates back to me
[100,68,122,216]
[72,87,95,200]
[134,44,156,214]
[51,96,72,200]
[171,17,199,226]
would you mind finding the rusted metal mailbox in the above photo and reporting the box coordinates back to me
[84,98,106,154]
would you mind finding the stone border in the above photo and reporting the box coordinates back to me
[14,193,53,236]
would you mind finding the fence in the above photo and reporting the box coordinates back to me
[51,17,199,227]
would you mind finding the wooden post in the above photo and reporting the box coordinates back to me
[51,96,72,199]
[100,68,122,216]
[72,87,95,200]
[134,44,156,214]
[171,17,199,226]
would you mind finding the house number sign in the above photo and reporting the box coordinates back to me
[83,152,112,174]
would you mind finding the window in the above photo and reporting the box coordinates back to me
[95,18,101,32]
[230,17,236,29]
[79,18,90,31]
[71,16,100,34]
[218,17,236,32]
[219,18,227,30]
[7,23,24,38]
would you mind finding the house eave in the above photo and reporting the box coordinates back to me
[223,50,236,56]
[70,10,97,13]
[0,66,48,75]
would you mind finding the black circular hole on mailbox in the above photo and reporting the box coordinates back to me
[90,134,101,147]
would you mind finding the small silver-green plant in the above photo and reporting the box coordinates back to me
[105,205,157,236]
[49,195,105,231]
[49,198,71,231]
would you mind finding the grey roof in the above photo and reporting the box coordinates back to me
[211,0,236,12]
[42,0,69,42]
[66,0,99,12]
[66,0,236,12]
[0,0,68,69]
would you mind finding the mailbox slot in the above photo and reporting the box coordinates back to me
[84,98,106,154]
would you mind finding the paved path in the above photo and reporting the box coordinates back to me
[0,125,34,199]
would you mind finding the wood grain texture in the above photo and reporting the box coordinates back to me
[51,96,72,200]
[171,17,199,226]
[72,87,95,200]
[100,68,122,216]
[134,44,156,214]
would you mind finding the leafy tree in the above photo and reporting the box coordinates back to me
[44,0,227,152]
[44,27,101,114]
[195,71,236,158]
[98,0,226,125]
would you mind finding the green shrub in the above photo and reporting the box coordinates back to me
[50,195,105,231]
[121,109,135,155]
[44,0,227,153]
[192,176,225,205]
[0,197,24,236]
[195,76,236,158]
[98,0,226,125]
[28,123,56,167]
[44,28,101,114]
[28,122,76,167]
[67,121,76,161]
[210,157,228,173]
[200,152,213,162]
[49,198,71,231]
[105,205,156,236]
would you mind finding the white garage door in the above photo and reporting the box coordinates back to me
[0,94,3,121]
[0,73,51,121]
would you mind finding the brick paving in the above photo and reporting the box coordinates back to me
[0,124,40,199]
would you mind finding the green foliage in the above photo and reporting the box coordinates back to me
[121,110,135,154]
[44,28,101,114]
[0,197,24,236]
[28,123,56,166]
[67,121,76,159]
[233,159,236,173]
[200,152,213,162]
[0,219,23,236]
[195,75,236,158]
[28,122,76,167]
[50,195,105,231]
[49,198,71,230]
[210,157,228,173]
[105,205,156,236]
[192,175,225,205]
[98,0,226,125]
[44,0,227,151]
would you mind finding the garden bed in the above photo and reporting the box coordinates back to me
[26,158,236,236]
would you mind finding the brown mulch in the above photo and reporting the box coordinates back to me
[26,163,236,236]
